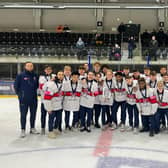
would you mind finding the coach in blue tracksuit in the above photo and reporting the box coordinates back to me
[14,62,39,138]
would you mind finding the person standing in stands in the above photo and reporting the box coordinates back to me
[14,62,39,138]
[117,22,126,35]
[149,36,158,61]
[76,37,85,60]
[128,36,136,59]
[56,25,64,33]
[39,65,54,135]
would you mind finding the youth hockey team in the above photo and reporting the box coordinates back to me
[14,61,168,138]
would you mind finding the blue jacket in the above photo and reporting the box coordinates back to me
[14,70,39,104]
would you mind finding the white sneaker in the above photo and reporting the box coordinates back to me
[30,128,40,134]
[53,129,61,135]
[120,124,125,132]
[127,126,133,132]
[110,122,117,130]
[133,128,139,134]
[48,131,56,139]
[20,130,26,138]
[102,124,109,131]
[118,122,122,127]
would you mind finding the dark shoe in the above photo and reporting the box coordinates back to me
[66,126,72,131]
[95,124,101,129]
[80,127,86,132]
[86,127,91,133]
[149,131,154,137]
[155,130,159,134]
[140,128,149,133]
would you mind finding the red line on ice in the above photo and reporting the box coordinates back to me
[93,129,113,157]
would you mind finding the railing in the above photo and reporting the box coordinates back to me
[0,45,123,61]
[141,47,168,61]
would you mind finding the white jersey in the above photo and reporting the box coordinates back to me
[157,73,164,81]
[164,82,168,90]
[62,80,82,111]
[126,84,137,105]
[94,81,103,105]
[63,75,71,82]
[80,80,98,108]
[136,88,158,115]
[39,74,53,103]
[154,88,168,109]
[113,79,127,102]
[148,80,158,92]
[100,79,114,106]
[43,80,63,111]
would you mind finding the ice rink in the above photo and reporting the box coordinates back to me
[1,97,168,168]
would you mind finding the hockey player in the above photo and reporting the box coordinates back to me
[62,71,82,130]
[43,71,64,138]
[39,65,53,135]
[78,65,87,80]
[155,81,168,134]
[123,66,131,77]
[14,62,39,138]
[63,65,71,81]
[136,78,158,137]
[157,66,167,81]
[80,71,98,132]
[163,73,168,90]
[111,72,127,131]
[125,76,139,134]
[148,71,158,90]
[100,70,114,130]
[143,67,151,84]
[93,72,102,128]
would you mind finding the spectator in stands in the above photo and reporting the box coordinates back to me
[76,37,85,60]
[128,36,136,59]
[157,28,165,47]
[63,25,71,32]
[91,33,103,46]
[117,22,126,35]
[151,29,157,37]
[109,44,121,61]
[149,35,158,61]
[56,25,64,33]
[141,29,150,47]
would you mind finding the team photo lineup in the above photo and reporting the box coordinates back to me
[14,61,168,139]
